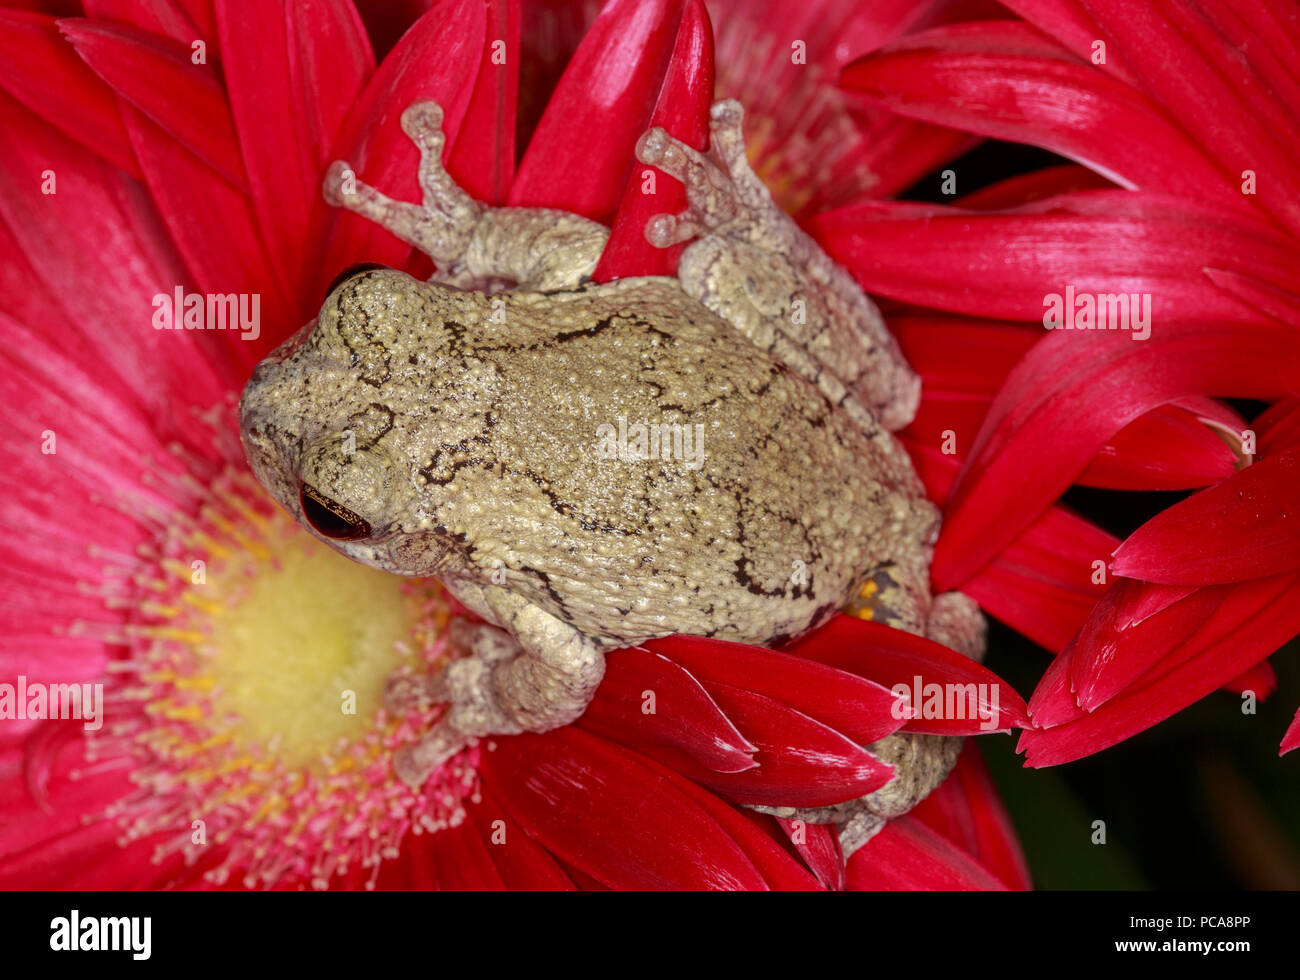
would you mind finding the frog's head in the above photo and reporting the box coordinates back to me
[238,265,457,577]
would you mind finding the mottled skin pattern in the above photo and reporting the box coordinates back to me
[239,100,985,856]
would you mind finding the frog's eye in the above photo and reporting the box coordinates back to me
[300,482,371,540]
[325,262,389,297]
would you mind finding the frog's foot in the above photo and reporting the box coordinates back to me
[389,610,605,789]
[323,100,483,269]
[635,99,921,434]
[635,99,768,248]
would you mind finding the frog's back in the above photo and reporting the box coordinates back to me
[424,277,933,646]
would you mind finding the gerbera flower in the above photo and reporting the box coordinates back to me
[0,0,1052,890]
[817,0,1300,763]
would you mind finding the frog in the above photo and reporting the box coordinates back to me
[239,99,985,855]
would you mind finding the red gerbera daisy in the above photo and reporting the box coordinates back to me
[0,0,1043,890]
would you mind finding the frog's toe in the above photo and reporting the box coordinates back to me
[644,212,702,249]
[391,720,466,789]
[382,668,446,714]
[400,99,445,140]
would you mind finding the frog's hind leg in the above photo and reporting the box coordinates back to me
[324,100,609,292]
[384,583,606,788]
[636,100,920,433]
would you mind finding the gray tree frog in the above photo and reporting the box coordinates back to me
[239,99,985,854]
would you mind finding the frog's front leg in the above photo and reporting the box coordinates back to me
[325,100,609,291]
[636,100,920,433]
[387,581,606,788]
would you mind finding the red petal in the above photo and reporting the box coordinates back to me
[1205,268,1300,328]
[1020,573,1300,765]
[509,0,685,221]
[0,11,140,178]
[286,0,376,169]
[784,615,1031,734]
[845,814,1008,890]
[1222,661,1276,700]
[649,633,905,744]
[1112,446,1300,584]
[671,782,823,890]
[1078,403,1239,491]
[592,0,713,280]
[60,18,248,188]
[578,646,758,773]
[0,96,247,411]
[482,726,769,889]
[218,0,374,312]
[810,191,1297,326]
[1062,580,1210,716]
[1257,397,1300,454]
[1077,0,1300,238]
[445,0,519,206]
[83,0,208,51]
[316,0,486,292]
[117,101,294,360]
[776,815,845,891]
[463,786,576,890]
[956,164,1115,208]
[1281,708,1300,756]
[931,320,1300,590]
[426,818,507,889]
[636,682,896,807]
[842,21,1233,202]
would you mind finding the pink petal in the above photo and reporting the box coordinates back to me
[578,646,758,773]
[1112,446,1300,584]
